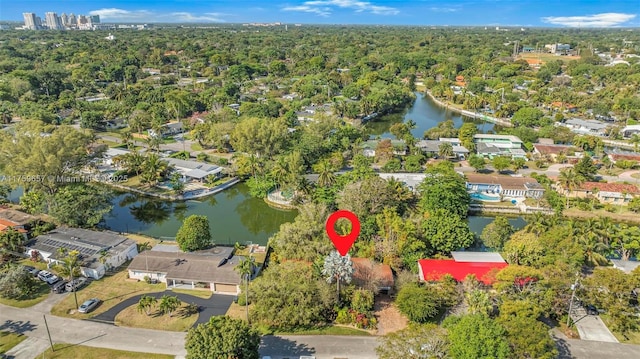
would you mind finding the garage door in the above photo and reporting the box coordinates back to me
[215,283,238,294]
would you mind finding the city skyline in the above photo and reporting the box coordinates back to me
[3,0,640,27]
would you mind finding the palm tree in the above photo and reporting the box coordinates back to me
[465,289,492,315]
[322,251,354,302]
[137,295,158,316]
[630,134,640,153]
[558,168,585,209]
[120,129,134,150]
[315,160,336,187]
[234,256,255,323]
[578,234,609,266]
[140,154,171,187]
[438,142,454,159]
[158,295,181,317]
[145,135,162,153]
[98,250,112,271]
[54,248,82,309]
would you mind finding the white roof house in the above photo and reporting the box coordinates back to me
[451,251,506,263]
[562,119,609,136]
[165,158,224,180]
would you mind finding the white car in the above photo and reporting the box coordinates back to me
[37,271,60,285]
[78,298,101,313]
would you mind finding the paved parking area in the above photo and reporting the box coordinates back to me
[571,306,618,343]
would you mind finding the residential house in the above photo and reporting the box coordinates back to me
[611,259,640,274]
[466,173,545,199]
[105,118,127,130]
[415,139,469,159]
[361,139,407,158]
[532,143,577,161]
[351,258,394,294]
[148,122,184,138]
[559,182,639,205]
[545,43,571,55]
[550,102,577,113]
[25,228,138,279]
[622,125,640,138]
[0,208,38,232]
[418,252,508,285]
[473,134,526,159]
[561,119,609,137]
[606,150,640,163]
[102,148,132,168]
[165,157,224,183]
[127,247,242,294]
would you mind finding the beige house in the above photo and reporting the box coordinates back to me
[560,182,639,205]
[127,247,243,295]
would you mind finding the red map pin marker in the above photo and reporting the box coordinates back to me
[325,210,360,256]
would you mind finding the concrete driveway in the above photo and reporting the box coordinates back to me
[91,290,234,326]
[259,335,379,359]
[571,306,619,343]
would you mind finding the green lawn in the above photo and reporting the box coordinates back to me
[172,288,212,299]
[0,281,51,308]
[0,331,27,353]
[600,314,640,344]
[36,344,174,359]
[275,325,371,336]
[114,304,198,332]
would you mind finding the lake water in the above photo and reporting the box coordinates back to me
[366,92,497,138]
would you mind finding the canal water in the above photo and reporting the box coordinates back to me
[366,92,497,138]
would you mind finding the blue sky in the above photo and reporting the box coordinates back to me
[3,0,639,27]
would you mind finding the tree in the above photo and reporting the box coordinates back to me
[443,314,510,359]
[176,215,212,251]
[480,216,514,250]
[270,203,333,261]
[468,154,485,172]
[376,323,449,359]
[492,156,512,173]
[250,261,336,329]
[502,231,545,266]
[137,295,157,316]
[574,155,597,181]
[465,289,492,315]
[0,121,94,195]
[230,117,288,157]
[185,316,260,359]
[438,142,454,158]
[158,295,181,317]
[0,228,25,259]
[582,268,640,339]
[49,184,113,227]
[139,153,171,186]
[396,283,439,323]
[322,251,354,302]
[511,107,544,127]
[558,168,585,209]
[497,300,558,359]
[422,210,474,255]
[458,123,478,152]
[235,256,255,322]
[53,248,82,308]
[418,162,470,218]
[0,265,40,299]
[512,157,526,173]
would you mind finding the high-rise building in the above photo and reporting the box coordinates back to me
[23,12,38,30]
[35,16,43,28]
[45,12,63,30]
[61,13,69,27]
[89,15,100,24]
[78,15,88,24]
[68,13,77,27]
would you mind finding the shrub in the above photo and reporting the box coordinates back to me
[396,283,439,323]
[351,289,375,313]
[144,275,151,284]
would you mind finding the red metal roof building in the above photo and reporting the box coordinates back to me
[418,252,508,285]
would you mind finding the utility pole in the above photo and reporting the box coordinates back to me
[567,274,580,328]
[43,315,55,352]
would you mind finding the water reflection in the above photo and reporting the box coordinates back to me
[129,200,173,224]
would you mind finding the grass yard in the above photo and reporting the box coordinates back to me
[600,315,640,344]
[225,302,249,321]
[172,288,212,299]
[114,304,198,331]
[125,233,164,248]
[0,331,27,353]
[0,280,51,308]
[51,271,162,318]
[36,344,174,359]
[275,326,371,336]
[517,52,581,64]
[564,207,640,224]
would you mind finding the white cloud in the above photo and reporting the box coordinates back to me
[89,8,153,21]
[89,8,227,22]
[283,0,399,17]
[542,13,636,27]
[429,7,459,13]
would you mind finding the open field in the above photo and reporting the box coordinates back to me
[114,304,198,332]
[517,52,581,63]
[564,207,640,224]
[36,344,174,359]
[601,314,640,345]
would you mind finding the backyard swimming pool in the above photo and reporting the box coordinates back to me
[470,192,501,202]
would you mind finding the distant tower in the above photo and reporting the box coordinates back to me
[89,15,100,24]
[61,13,69,27]
[45,12,63,30]
[285,24,288,31]
[68,13,77,27]
[23,12,37,30]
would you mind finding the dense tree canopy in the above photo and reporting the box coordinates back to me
[176,215,212,251]
[185,316,260,359]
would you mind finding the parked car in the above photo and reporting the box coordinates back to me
[37,271,60,285]
[65,277,88,292]
[51,280,68,294]
[78,298,101,313]
[586,304,598,315]
[22,265,40,277]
